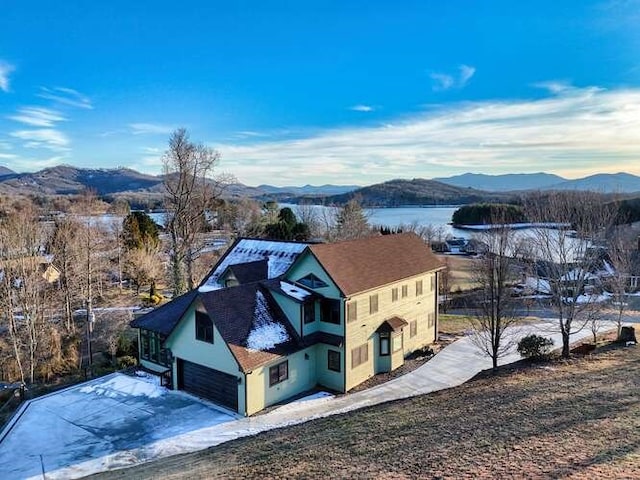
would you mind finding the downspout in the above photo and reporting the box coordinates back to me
[342,297,347,393]
[434,271,439,342]
[244,372,248,416]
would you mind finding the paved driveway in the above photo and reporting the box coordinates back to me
[0,320,623,479]
[0,373,237,480]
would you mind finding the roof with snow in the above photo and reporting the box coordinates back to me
[132,279,307,372]
[199,238,310,291]
[307,233,444,296]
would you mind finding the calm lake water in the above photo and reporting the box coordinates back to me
[282,204,466,237]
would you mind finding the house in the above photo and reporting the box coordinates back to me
[131,233,444,416]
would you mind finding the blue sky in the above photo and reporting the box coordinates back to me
[1,0,640,186]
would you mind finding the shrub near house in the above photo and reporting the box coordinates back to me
[132,233,444,415]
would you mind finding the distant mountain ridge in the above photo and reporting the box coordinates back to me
[298,178,513,207]
[435,171,640,193]
[0,165,359,199]
[434,172,566,191]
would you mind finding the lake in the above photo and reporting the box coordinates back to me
[281,204,467,237]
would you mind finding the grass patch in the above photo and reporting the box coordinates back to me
[91,345,640,480]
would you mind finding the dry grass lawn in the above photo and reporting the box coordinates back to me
[438,254,481,291]
[91,344,640,480]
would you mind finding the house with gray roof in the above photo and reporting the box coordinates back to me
[132,233,443,415]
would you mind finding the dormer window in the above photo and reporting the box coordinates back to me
[297,273,328,289]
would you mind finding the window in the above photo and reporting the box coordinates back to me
[321,299,341,324]
[410,320,417,338]
[298,273,328,289]
[195,311,214,343]
[427,313,435,328]
[328,350,341,372]
[369,294,378,314]
[140,330,150,360]
[401,285,408,298]
[347,301,357,323]
[415,280,423,296]
[430,275,435,292]
[379,332,390,356]
[391,287,398,302]
[351,343,369,368]
[269,361,288,386]
[392,334,402,352]
[303,301,315,324]
[140,330,169,366]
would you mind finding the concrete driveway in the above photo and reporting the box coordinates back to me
[0,320,624,479]
[0,373,237,480]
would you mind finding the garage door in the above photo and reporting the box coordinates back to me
[177,359,238,412]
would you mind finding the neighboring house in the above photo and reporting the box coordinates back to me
[132,233,444,416]
[0,255,61,285]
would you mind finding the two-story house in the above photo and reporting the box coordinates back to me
[131,233,443,415]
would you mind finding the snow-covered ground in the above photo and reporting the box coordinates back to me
[0,373,236,480]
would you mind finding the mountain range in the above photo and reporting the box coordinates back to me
[1,165,639,207]
[434,172,640,193]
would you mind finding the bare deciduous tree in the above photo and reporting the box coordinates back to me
[525,191,617,357]
[163,128,223,294]
[469,219,521,370]
[0,203,55,383]
[607,227,633,339]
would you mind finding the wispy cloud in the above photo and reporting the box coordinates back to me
[349,104,375,112]
[8,106,66,127]
[0,153,17,160]
[430,64,476,91]
[10,129,70,151]
[0,61,15,92]
[37,86,93,109]
[215,84,640,185]
[129,123,175,135]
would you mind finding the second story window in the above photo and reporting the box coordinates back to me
[303,301,315,324]
[401,285,408,298]
[347,301,357,323]
[195,311,214,344]
[415,280,423,296]
[321,298,341,324]
[298,273,328,289]
[391,287,398,302]
[369,294,378,314]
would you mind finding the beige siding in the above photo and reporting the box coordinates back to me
[345,271,438,390]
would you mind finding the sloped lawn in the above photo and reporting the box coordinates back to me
[91,345,640,479]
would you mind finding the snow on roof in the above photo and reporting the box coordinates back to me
[521,276,551,294]
[279,281,312,301]
[246,291,290,351]
[201,239,309,290]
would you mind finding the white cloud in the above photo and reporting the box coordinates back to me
[8,106,66,127]
[0,153,17,160]
[431,64,476,91]
[37,86,93,109]
[0,61,15,92]
[349,104,375,112]
[458,64,476,86]
[129,123,175,135]
[10,129,70,151]
[214,84,640,185]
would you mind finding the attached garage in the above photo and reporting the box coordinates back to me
[177,359,238,412]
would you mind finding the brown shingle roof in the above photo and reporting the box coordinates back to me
[308,233,444,296]
[376,316,408,333]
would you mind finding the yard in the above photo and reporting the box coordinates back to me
[91,343,640,479]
